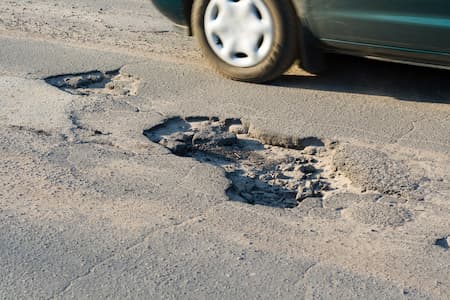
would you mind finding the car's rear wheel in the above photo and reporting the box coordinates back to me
[192,0,298,83]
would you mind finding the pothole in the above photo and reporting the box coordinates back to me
[434,237,449,250]
[45,70,139,96]
[144,117,351,208]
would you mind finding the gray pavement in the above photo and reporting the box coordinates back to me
[0,1,449,299]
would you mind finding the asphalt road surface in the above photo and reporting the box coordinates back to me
[1,1,449,299]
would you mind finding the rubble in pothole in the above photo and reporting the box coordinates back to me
[144,117,348,208]
[45,70,139,96]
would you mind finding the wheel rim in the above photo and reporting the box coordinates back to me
[204,0,274,68]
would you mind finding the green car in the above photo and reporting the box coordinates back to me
[152,0,450,83]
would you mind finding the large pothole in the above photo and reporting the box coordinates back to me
[144,117,351,208]
[45,70,139,96]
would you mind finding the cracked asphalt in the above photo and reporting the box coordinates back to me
[1,1,450,299]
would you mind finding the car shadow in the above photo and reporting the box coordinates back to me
[272,54,450,104]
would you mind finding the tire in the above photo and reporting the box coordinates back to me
[192,0,299,83]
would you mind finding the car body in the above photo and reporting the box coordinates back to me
[152,0,450,80]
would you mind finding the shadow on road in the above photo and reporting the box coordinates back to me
[273,54,450,104]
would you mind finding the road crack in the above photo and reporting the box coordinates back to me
[9,125,52,136]
[48,214,212,299]
[393,116,427,143]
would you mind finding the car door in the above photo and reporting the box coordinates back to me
[306,0,450,55]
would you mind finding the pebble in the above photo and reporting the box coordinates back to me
[254,180,269,190]
[240,192,252,199]
[274,179,289,187]
[118,89,129,96]
[169,132,194,143]
[105,82,115,90]
[304,146,317,155]
[259,174,273,181]
[295,157,308,164]
[160,139,191,156]
[216,132,237,146]
[293,171,305,180]
[281,164,295,172]
[233,179,255,193]
[192,130,214,145]
[287,181,300,190]
[192,131,237,146]
[228,124,248,135]
[274,172,290,180]
[300,165,316,174]
[296,190,313,201]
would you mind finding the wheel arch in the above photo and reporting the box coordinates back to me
[183,0,194,35]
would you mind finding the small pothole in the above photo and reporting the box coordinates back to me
[434,237,449,250]
[45,70,139,96]
[144,117,346,208]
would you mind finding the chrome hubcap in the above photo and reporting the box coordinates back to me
[204,0,274,68]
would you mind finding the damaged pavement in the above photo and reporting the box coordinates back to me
[1,3,450,298]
